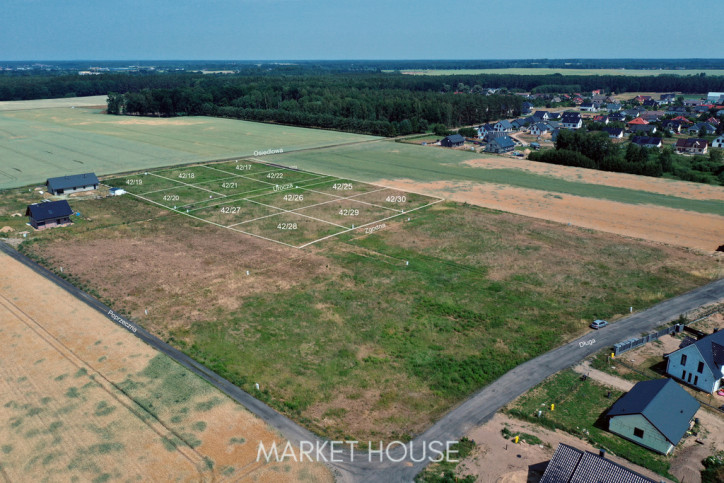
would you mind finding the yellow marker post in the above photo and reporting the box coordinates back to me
[514,435,519,444]
[611,353,615,359]
[551,403,555,411]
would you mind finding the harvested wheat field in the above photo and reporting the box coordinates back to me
[378,178,724,252]
[0,250,331,482]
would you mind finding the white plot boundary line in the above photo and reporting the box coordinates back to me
[148,172,225,196]
[297,199,445,249]
[126,192,299,249]
[134,173,261,196]
[126,159,446,250]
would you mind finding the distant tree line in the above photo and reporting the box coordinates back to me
[106,75,523,136]
[528,130,724,184]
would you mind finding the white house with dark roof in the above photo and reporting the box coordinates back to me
[666,330,724,392]
[493,120,513,132]
[530,122,552,136]
[713,135,724,148]
[560,112,582,130]
[46,173,99,195]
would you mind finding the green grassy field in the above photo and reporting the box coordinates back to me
[397,68,724,77]
[0,107,379,190]
[263,142,724,216]
[15,190,718,442]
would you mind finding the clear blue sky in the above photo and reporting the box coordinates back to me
[2,0,722,60]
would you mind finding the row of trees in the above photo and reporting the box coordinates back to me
[529,130,724,184]
[106,77,523,136]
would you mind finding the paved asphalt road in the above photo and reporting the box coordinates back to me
[2,241,722,482]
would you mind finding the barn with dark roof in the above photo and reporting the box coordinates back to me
[46,173,99,195]
[26,200,74,230]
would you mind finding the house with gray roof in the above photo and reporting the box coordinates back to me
[511,118,530,130]
[629,124,658,134]
[46,173,99,195]
[476,123,495,138]
[560,112,582,129]
[607,379,699,455]
[607,103,622,112]
[601,127,624,139]
[530,122,552,136]
[26,200,74,230]
[631,136,663,149]
[688,122,717,135]
[540,443,657,483]
[666,329,724,392]
[485,135,516,154]
[609,112,626,123]
[493,120,513,132]
[441,134,465,148]
[531,110,550,121]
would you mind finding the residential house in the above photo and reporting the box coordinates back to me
[627,117,649,127]
[659,93,676,104]
[476,123,495,138]
[440,134,465,148]
[713,135,724,148]
[675,138,709,155]
[662,120,684,134]
[547,112,562,121]
[550,128,560,142]
[493,120,513,132]
[607,103,622,112]
[683,98,704,107]
[602,127,624,139]
[672,115,693,124]
[560,112,582,129]
[609,112,626,123]
[551,96,562,103]
[629,124,658,134]
[607,379,699,455]
[631,136,663,149]
[642,98,660,108]
[693,105,711,114]
[530,122,552,136]
[531,110,550,122]
[666,329,724,391]
[688,122,717,135]
[666,106,688,116]
[485,135,516,154]
[580,102,597,112]
[592,94,607,105]
[591,89,602,96]
[641,111,664,123]
[26,200,74,230]
[623,109,641,118]
[592,115,609,124]
[540,443,657,483]
[46,173,99,196]
[511,118,531,130]
[634,95,652,104]
[706,116,720,126]
[521,101,533,114]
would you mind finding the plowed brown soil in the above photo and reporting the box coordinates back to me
[376,178,724,252]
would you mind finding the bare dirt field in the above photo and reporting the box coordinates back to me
[463,157,724,202]
[376,178,724,252]
[458,413,671,483]
[0,249,331,482]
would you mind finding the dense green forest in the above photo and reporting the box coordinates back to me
[529,130,724,185]
[106,75,523,136]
